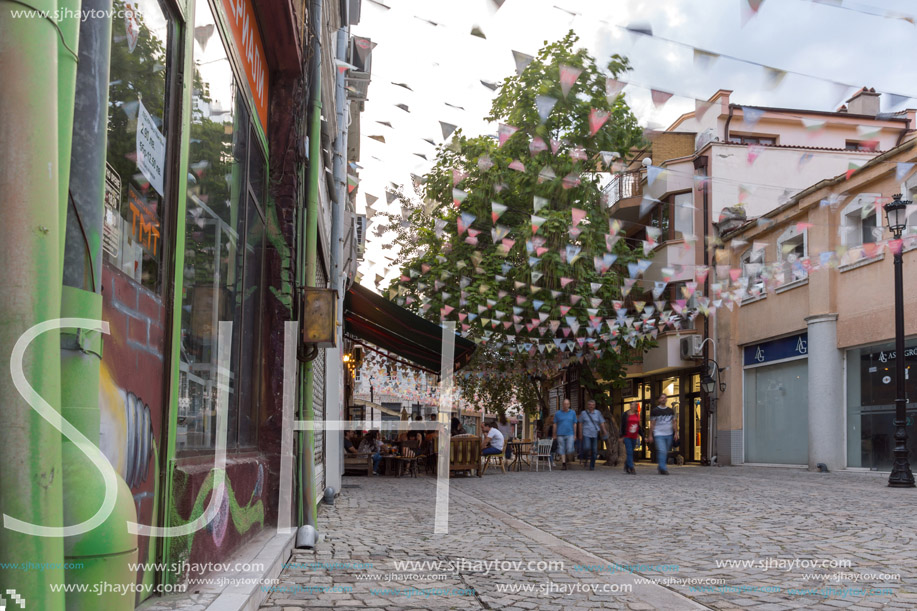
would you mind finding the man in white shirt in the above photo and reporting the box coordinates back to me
[481,421,505,456]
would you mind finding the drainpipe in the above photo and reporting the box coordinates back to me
[62,1,139,608]
[57,0,81,279]
[326,26,348,494]
[0,0,66,608]
[694,154,713,466]
[724,105,735,144]
[297,0,323,532]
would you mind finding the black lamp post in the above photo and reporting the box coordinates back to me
[885,194,914,488]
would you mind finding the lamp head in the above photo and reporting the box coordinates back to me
[884,193,910,239]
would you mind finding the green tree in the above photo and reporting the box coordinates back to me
[389,32,656,417]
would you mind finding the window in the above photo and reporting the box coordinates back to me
[648,201,670,238]
[103,0,175,291]
[673,192,694,237]
[741,247,766,299]
[846,140,877,152]
[177,0,267,451]
[728,135,776,146]
[841,194,882,248]
[777,227,807,282]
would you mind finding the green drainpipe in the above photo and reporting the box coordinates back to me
[0,0,65,608]
[298,0,323,530]
[57,0,81,280]
[60,0,139,607]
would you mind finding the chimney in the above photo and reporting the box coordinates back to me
[846,87,880,116]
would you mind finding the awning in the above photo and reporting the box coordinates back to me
[344,282,476,373]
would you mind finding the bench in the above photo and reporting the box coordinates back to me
[344,454,374,476]
[449,435,482,477]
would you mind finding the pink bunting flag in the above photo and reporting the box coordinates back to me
[559,64,582,97]
[530,136,548,156]
[509,159,526,172]
[589,109,610,136]
[498,123,519,146]
[571,208,587,227]
[453,169,468,185]
[421,263,431,274]
[560,277,574,288]
[651,89,674,108]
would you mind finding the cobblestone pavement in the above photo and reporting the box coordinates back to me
[260,463,917,610]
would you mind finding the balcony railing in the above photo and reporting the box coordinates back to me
[605,171,643,207]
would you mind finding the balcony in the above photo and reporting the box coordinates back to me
[604,170,644,221]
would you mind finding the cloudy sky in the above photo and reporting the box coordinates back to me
[351,0,917,290]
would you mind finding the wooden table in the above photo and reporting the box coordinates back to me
[507,441,533,471]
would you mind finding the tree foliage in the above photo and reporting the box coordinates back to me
[387,32,657,416]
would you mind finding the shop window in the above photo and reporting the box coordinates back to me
[846,341,917,469]
[777,226,807,282]
[177,0,267,451]
[104,0,175,291]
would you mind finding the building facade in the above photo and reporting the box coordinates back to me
[607,88,916,466]
[715,137,917,470]
[0,0,367,608]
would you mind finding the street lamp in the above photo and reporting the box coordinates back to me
[884,194,915,488]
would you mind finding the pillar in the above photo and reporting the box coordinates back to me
[806,313,845,471]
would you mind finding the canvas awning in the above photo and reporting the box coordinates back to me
[344,282,476,373]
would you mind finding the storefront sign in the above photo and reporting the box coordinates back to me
[136,100,166,197]
[127,186,161,256]
[103,164,121,258]
[220,0,269,133]
[744,332,808,366]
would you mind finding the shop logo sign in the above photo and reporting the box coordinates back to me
[796,337,807,355]
[0,588,26,610]
[755,346,765,362]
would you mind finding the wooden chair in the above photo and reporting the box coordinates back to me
[481,441,507,475]
[449,435,482,477]
[531,439,553,472]
[344,454,374,476]
[398,447,419,478]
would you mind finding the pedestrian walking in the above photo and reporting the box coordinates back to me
[620,402,644,474]
[553,399,578,470]
[578,399,609,471]
[647,394,677,475]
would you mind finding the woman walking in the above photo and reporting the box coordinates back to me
[620,402,644,474]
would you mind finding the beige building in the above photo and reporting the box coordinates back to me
[715,137,917,470]
[607,89,916,466]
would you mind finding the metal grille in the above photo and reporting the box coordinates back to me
[313,262,327,497]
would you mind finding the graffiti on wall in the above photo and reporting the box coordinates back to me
[168,464,265,580]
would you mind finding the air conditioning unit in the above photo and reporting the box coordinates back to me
[679,335,704,360]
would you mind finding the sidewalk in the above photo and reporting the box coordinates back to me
[259,463,916,610]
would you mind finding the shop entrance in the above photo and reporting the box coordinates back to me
[619,373,703,464]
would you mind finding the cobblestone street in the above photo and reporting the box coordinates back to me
[260,464,916,610]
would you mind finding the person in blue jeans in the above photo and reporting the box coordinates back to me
[553,399,578,470]
[578,400,608,471]
[620,402,644,474]
[648,394,677,475]
[481,421,505,456]
[358,431,384,475]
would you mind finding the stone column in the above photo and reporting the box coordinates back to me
[806,313,845,471]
